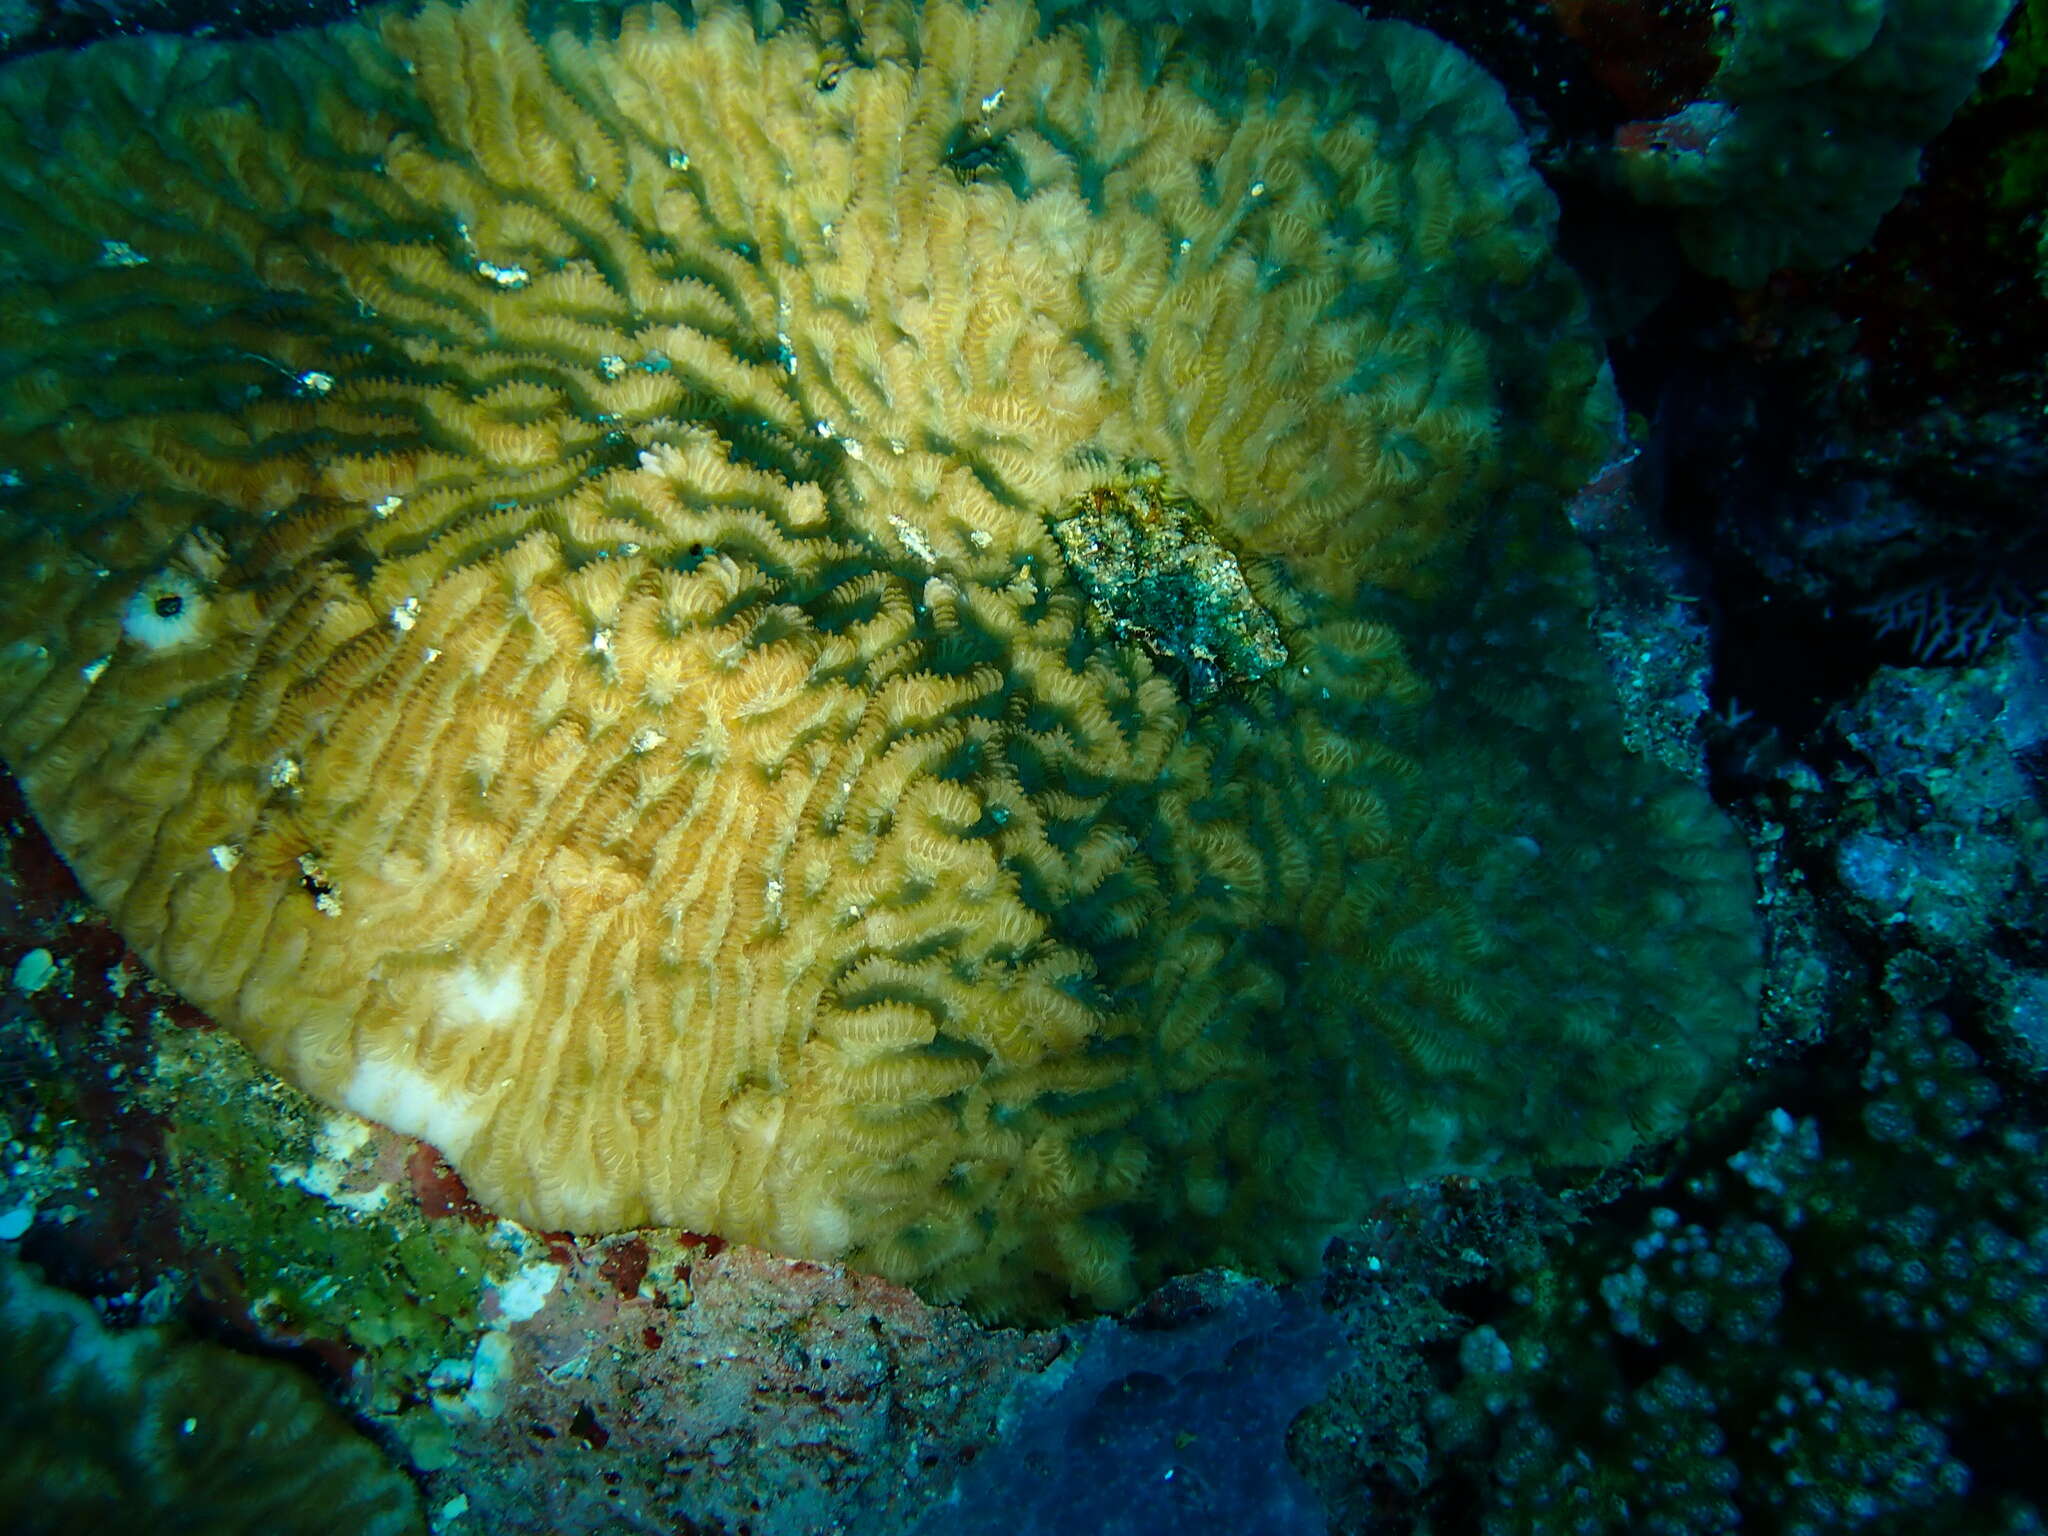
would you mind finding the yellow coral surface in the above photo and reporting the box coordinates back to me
[0,0,1758,1316]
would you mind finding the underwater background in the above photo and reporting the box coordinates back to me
[1,0,2045,1532]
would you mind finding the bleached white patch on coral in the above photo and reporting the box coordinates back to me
[319,1115,374,1160]
[429,1243,564,1424]
[488,1260,560,1324]
[784,481,825,527]
[888,512,937,565]
[636,442,684,476]
[431,1329,518,1419]
[10,948,57,994]
[120,569,208,651]
[340,1059,486,1160]
[270,1112,392,1214]
[439,964,526,1031]
[488,1217,544,1258]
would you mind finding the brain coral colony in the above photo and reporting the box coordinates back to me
[0,0,1757,1320]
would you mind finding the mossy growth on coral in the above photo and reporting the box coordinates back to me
[141,1020,502,1414]
[0,0,1757,1318]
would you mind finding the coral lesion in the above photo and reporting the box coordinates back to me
[1050,462,1289,701]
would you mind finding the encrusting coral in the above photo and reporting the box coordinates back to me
[0,0,1759,1317]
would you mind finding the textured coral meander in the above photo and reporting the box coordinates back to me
[1,1255,425,1534]
[0,0,1759,1316]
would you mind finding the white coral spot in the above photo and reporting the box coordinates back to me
[120,570,207,651]
[439,964,527,1031]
